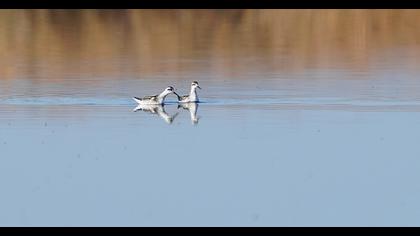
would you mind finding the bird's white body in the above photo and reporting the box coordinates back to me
[175,81,201,103]
[133,87,175,105]
[132,96,160,105]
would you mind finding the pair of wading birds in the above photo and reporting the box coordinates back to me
[132,81,201,124]
[133,81,201,105]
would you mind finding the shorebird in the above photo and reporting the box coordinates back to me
[133,86,175,105]
[133,103,179,124]
[174,81,201,103]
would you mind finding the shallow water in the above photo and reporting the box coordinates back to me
[1,10,420,226]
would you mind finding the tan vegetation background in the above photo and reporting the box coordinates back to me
[1,9,420,80]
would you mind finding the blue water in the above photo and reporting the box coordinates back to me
[1,72,420,226]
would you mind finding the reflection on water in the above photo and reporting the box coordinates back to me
[133,104,179,124]
[133,102,200,125]
[178,102,200,125]
[1,9,420,81]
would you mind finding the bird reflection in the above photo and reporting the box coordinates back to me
[133,104,179,124]
[178,102,200,125]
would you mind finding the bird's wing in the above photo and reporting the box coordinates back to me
[180,95,189,101]
[143,95,158,100]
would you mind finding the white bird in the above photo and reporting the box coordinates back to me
[133,86,175,105]
[174,81,201,103]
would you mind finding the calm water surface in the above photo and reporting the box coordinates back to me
[1,10,420,226]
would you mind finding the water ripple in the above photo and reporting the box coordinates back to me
[2,96,420,109]
[0,97,132,106]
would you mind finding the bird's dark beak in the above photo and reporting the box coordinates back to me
[197,86,202,90]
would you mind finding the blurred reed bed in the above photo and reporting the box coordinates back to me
[0,9,420,80]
